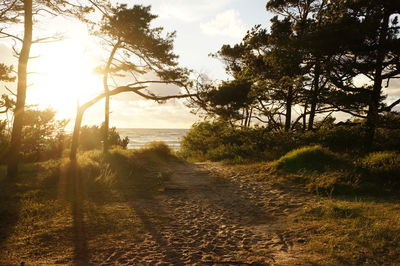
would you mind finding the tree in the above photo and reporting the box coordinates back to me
[5,0,33,178]
[324,0,400,146]
[69,85,195,161]
[193,79,254,126]
[94,4,190,153]
[79,124,129,151]
[0,0,105,178]
[0,63,15,114]
[266,0,345,131]
[20,108,68,161]
[210,17,306,131]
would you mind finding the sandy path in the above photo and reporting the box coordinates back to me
[93,162,314,265]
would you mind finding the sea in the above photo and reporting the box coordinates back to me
[117,128,189,150]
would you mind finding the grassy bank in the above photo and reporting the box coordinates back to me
[216,160,400,265]
[180,121,400,264]
[0,143,175,265]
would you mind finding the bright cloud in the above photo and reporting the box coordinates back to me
[154,0,233,22]
[200,9,247,39]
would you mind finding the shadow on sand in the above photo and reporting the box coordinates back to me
[0,175,21,262]
[68,161,90,266]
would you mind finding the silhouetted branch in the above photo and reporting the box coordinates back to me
[0,0,18,18]
[5,86,16,96]
[381,98,400,112]
[0,30,22,42]
[32,35,63,44]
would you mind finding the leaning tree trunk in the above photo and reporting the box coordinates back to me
[7,0,33,178]
[70,107,84,162]
[365,11,389,148]
[308,61,321,131]
[69,84,191,161]
[284,86,293,132]
[103,41,120,154]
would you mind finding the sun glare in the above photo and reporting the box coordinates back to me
[28,39,103,120]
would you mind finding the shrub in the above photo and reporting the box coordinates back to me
[360,152,400,183]
[0,120,9,163]
[142,141,172,158]
[180,121,297,162]
[273,145,348,173]
[79,124,129,151]
[180,121,400,163]
[299,126,366,152]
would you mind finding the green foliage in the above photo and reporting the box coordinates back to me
[0,121,9,162]
[180,121,270,162]
[273,145,347,173]
[79,124,129,151]
[141,141,172,158]
[101,4,178,67]
[360,152,400,183]
[20,108,68,162]
[0,63,15,82]
[0,94,15,114]
[96,4,188,83]
[195,79,254,122]
[181,121,400,163]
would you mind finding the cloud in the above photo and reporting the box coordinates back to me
[200,9,246,39]
[154,0,233,22]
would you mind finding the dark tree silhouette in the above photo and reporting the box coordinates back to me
[69,85,195,161]
[0,0,107,178]
[324,0,400,146]
[0,63,15,114]
[94,4,190,153]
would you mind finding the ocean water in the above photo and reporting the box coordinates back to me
[117,128,189,150]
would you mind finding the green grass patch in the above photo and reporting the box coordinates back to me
[294,199,400,265]
[272,145,348,173]
[360,151,400,183]
[0,145,178,264]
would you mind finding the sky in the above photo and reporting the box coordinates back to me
[1,1,398,129]
[0,0,271,129]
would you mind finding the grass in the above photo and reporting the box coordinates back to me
[215,161,400,265]
[1,142,399,264]
[272,145,348,173]
[359,151,400,183]
[0,143,176,265]
[291,199,400,265]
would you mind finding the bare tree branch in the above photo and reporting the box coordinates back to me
[0,30,22,42]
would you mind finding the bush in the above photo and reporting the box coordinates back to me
[180,121,296,162]
[360,152,400,183]
[180,121,400,163]
[272,145,348,173]
[141,141,172,158]
[80,124,129,151]
[299,126,366,152]
[0,120,9,163]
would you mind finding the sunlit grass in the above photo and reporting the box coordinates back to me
[292,200,400,265]
[0,144,176,265]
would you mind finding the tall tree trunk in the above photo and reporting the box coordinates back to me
[247,107,253,127]
[70,107,84,162]
[308,61,321,131]
[365,11,389,147]
[244,108,249,128]
[302,101,308,132]
[103,41,120,154]
[7,0,33,178]
[285,86,293,132]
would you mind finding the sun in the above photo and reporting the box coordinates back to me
[28,39,103,120]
